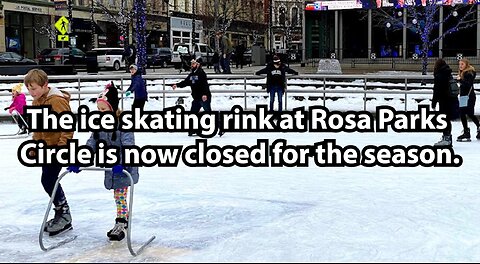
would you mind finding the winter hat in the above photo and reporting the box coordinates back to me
[95,82,120,141]
[11,83,23,93]
[97,82,119,113]
[129,64,138,71]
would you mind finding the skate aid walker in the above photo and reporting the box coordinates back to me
[39,167,156,257]
[0,109,29,139]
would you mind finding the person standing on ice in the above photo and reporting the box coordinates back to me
[67,82,139,241]
[456,58,479,142]
[172,58,224,136]
[24,69,74,236]
[432,59,459,147]
[4,83,28,134]
[125,64,148,111]
[255,55,298,112]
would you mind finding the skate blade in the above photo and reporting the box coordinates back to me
[48,224,73,237]
[108,234,126,242]
[457,139,472,142]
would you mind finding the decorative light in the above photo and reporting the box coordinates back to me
[397,11,403,17]
[134,0,147,73]
[452,11,458,17]
[412,19,418,25]
[386,22,392,28]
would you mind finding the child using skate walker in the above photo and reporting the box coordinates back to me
[4,83,28,134]
[68,82,139,241]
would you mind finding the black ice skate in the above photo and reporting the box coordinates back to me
[107,218,128,241]
[434,135,453,147]
[44,203,73,236]
[457,128,471,142]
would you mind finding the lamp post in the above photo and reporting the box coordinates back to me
[90,0,95,49]
[269,0,273,53]
[192,0,196,45]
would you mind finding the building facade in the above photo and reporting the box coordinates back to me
[0,0,268,59]
[270,0,304,56]
[304,1,480,60]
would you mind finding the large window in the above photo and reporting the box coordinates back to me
[342,9,368,58]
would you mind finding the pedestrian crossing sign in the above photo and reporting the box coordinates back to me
[55,16,69,35]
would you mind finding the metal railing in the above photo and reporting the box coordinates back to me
[0,73,460,113]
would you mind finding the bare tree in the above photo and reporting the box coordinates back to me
[373,1,477,74]
[95,0,134,46]
[199,0,249,50]
[33,17,56,48]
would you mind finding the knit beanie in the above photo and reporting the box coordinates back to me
[95,82,120,141]
[97,82,119,113]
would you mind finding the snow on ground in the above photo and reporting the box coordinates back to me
[1,117,480,262]
[0,78,480,262]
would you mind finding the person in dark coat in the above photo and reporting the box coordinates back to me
[456,58,479,141]
[123,44,135,73]
[126,64,148,110]
[212,51,221,73]
[172,58,212,112]
[235,42,246,69]
[172,58,221,136]
[432,59,459,146]
[255,55,298,112]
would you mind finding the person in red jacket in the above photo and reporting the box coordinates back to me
[4,83,28,134]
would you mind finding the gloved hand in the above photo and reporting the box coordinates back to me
[112,164,124,174]
[4,107,9,111]
[67,166,81,173]
[125,91,132,97]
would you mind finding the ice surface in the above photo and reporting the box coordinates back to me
[0,120,480,262]
[0,79,479,262]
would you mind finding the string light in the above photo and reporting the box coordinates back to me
[134,0,147,73]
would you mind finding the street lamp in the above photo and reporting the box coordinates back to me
[192,0,196,45]
[68,0,74,68]
[90,0,95,49]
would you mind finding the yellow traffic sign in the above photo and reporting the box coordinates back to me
[55,16,69,35]
[58,34,69,42]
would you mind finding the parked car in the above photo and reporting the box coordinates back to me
[38,48,87,66]
[0,52,37,65]
[92,47,125,71]
[171,43,214,68]
[147,47,172,68]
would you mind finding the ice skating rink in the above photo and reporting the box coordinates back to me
[1,119,480,262]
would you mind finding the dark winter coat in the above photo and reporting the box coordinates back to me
[176,67,211,101]
[432,64,459,121]
[86,130,139,190]
[458,70,476,112]
[212,52,220,64]
[127,72,148,100]
[255,63,298,92]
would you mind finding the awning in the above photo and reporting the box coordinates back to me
[71,18,104,34]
